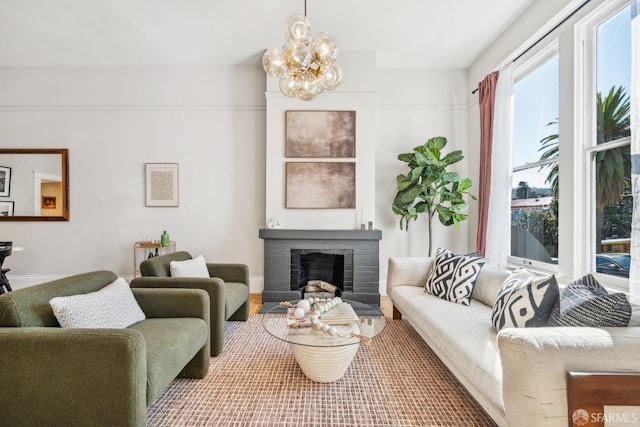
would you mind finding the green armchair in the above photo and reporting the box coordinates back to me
[130,251,250,356]
[0,270,210,427]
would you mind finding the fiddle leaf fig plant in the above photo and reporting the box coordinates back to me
[392,136,476,256]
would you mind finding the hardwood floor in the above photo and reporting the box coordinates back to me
[249,294,393,318]
[249,294,262,315]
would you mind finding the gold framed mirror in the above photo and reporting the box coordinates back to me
[0,148,69,221]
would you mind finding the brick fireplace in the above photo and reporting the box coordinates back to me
[259,229,382,305]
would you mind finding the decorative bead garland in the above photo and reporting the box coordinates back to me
[293,296,343,337]
[310,296,343,336]
[282,296,372,343]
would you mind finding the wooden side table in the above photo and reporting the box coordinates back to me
[133,241,176,277]
[567,371,640,426]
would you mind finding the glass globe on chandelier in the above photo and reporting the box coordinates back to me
[262,2,342,101]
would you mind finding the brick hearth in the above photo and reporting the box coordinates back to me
[259,229,382,305]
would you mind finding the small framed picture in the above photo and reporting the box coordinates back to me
[0,201,14,216]
[145,163,179,207]
[42,196,56,209]
[0,166,11,197]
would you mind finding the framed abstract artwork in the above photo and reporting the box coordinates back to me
[286,162,356,209]
[145,163,179,207]
[285,110,356,158]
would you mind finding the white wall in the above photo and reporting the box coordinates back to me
[0,60,474,297]
[467,0,579,89]
[0,67,267,290]
[265,51,377,230]
[376,69,471,286]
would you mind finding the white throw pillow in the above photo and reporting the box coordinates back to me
[170,254,209,278]
[49,277,146,329]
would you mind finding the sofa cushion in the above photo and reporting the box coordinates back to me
[471,264,509,308]
[170,254,209,278]
[424,248,485,305]
[128,317,208,404]
[491,268,559,331]
[547,274,631,327]
[390,285,504,417]
[49,277,146,329]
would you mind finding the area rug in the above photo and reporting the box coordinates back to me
[147,315,497,427]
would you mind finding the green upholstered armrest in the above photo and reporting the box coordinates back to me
[206,263,249,286]
[131,278,224,315]
[0,327,148,427]
[132,287,210,321]
[132,287,211,377]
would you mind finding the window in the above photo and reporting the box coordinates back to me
[586,4,632,282]
[499,0,634,293]
[510,49,559,267]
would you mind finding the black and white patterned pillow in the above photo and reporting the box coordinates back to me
[424,248,485,306]
[547,274,631,327]
[491,267,559,331]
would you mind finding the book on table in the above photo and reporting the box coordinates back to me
[286,302,359,327]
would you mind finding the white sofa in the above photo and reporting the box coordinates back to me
[387,256,640,427]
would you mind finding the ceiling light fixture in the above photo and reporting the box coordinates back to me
[262,0,342,101]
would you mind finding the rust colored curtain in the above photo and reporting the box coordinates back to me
[476,71,499,256]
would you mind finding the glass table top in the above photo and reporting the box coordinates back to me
[261,299,387,348]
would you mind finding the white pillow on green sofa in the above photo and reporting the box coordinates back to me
[49,277,145,329]
[170,254,209,278]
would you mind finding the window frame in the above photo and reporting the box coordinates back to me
[508,41,560,273]
[576,0,632,292]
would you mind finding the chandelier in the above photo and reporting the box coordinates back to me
[262,1,342,101]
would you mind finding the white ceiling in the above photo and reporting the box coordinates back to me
[0,0,535,69]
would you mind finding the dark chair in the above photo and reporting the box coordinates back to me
[0,242,13,294]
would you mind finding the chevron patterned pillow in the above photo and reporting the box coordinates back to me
[424,248,485,305]
[547,274,631,327]
[491,267,559,331]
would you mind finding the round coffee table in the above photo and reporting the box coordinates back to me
[262,299,386,383]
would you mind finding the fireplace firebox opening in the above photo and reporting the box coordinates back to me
[290,249,354,298]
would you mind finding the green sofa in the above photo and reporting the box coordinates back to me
[130,251,249,356]
[0,270,210,427]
